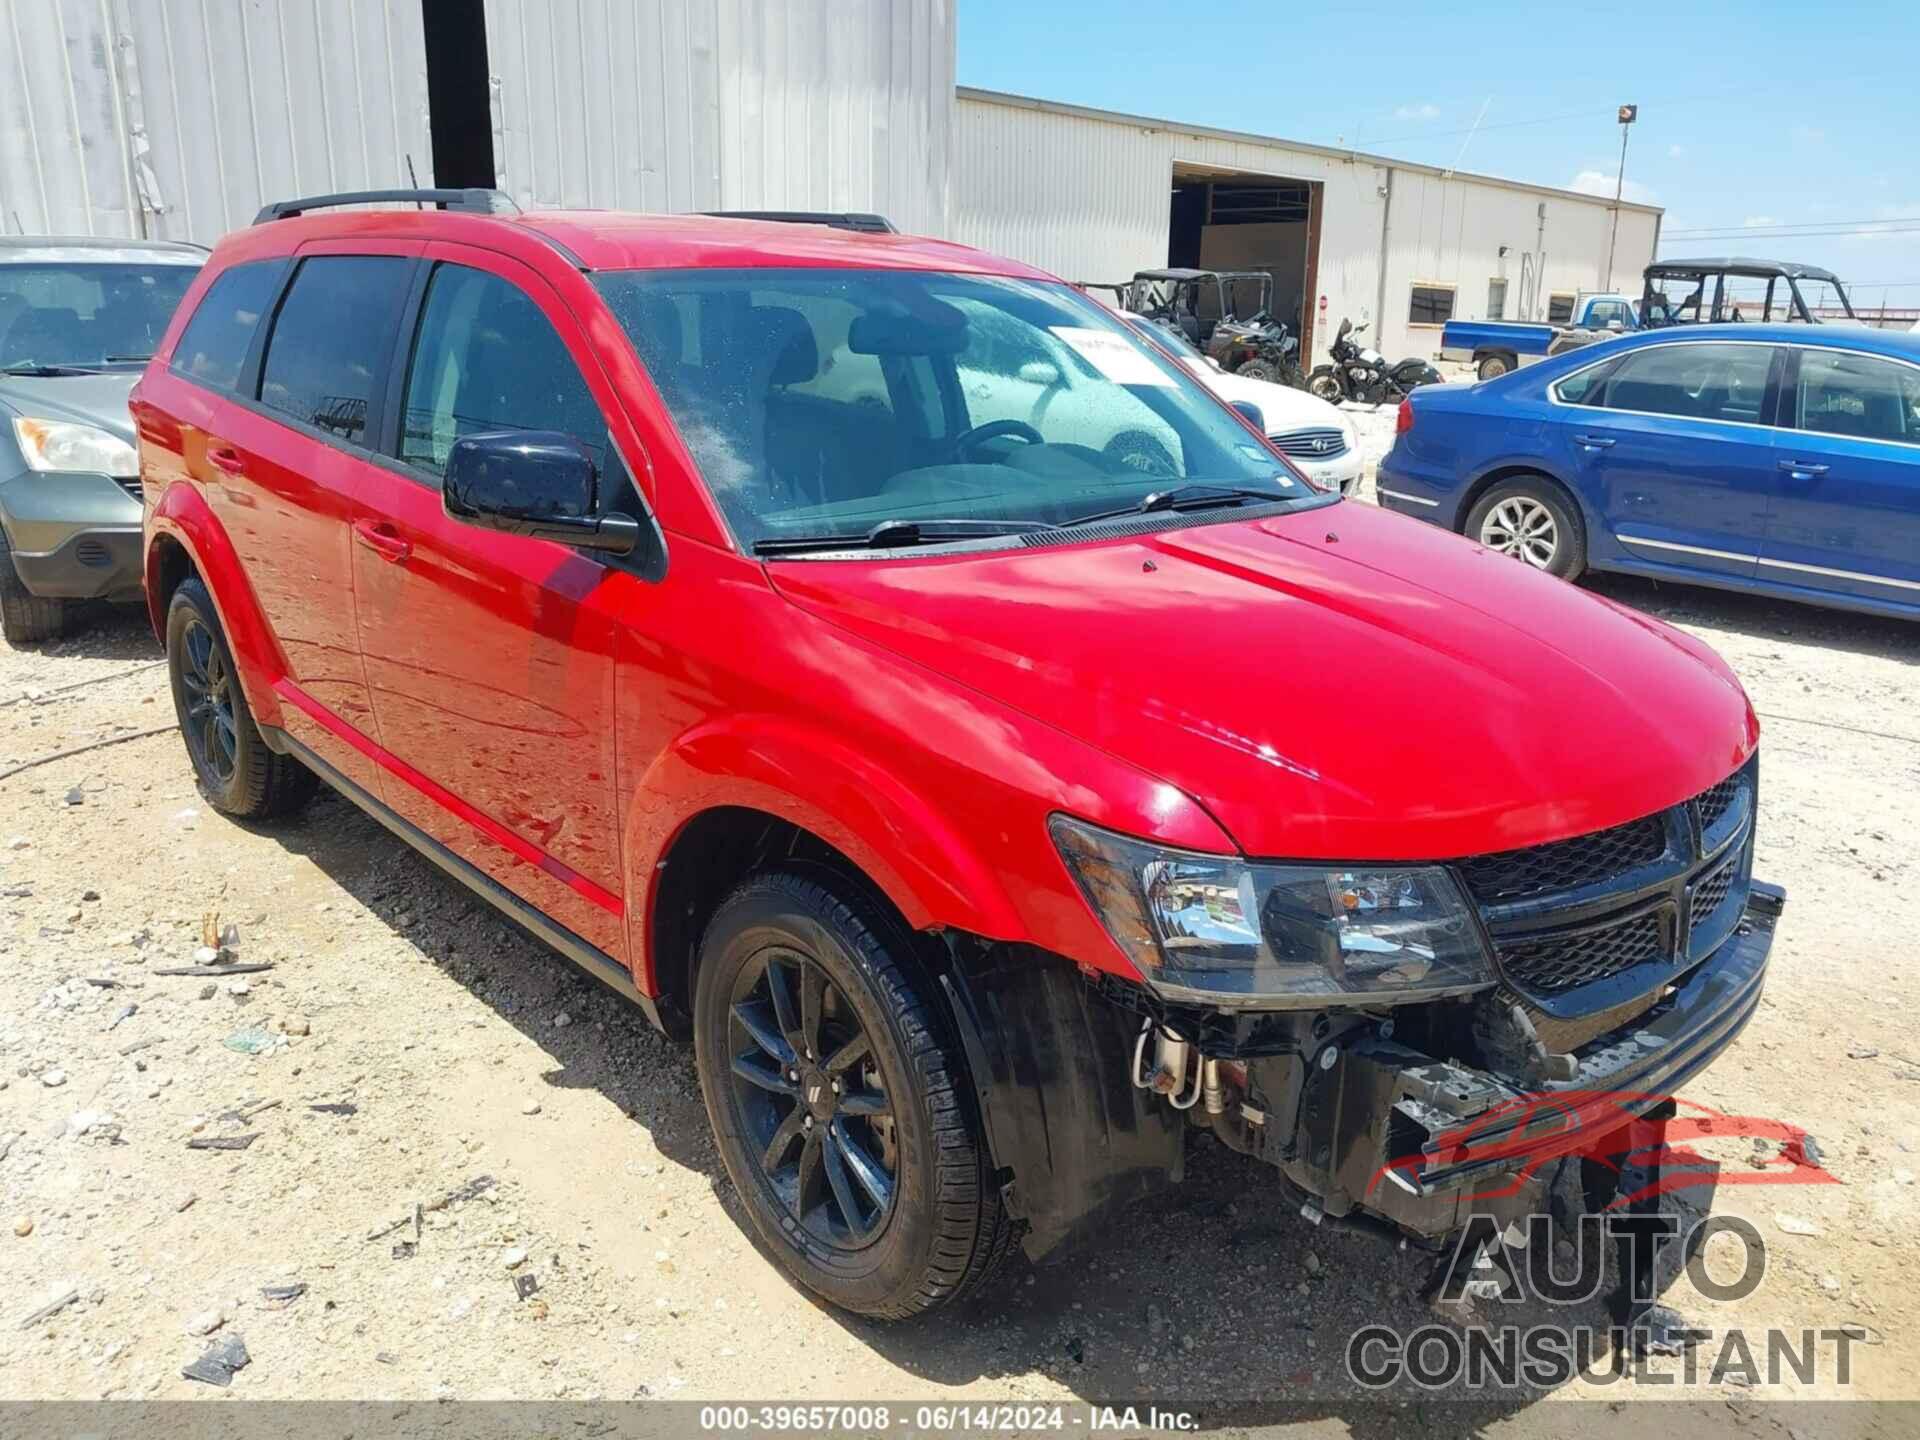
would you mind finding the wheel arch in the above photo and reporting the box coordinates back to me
[645,803,942,1038]
[146,484,290,727]
[1454,460,1593,538]
[635,714,1036,1033]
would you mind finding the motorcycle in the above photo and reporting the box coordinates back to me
[1206,314,1307,389]
[1306,318,1442,405]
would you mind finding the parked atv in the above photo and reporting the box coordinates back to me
[1208,313,1307,389]
[1307,318,1441,406]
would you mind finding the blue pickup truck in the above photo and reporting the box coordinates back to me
[1439,292,1639,381]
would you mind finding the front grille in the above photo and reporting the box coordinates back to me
[1690,856,1737,939]
[115,476,143,500]
[1697,773,1742,831]
[1497,911,1665,994]
[1456,813,1668,905]
[74,539,112,568]
[1458,760,1757,1008]
[1268,426,1348,459]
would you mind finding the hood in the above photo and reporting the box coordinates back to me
[0,371,140,443]
[1190,360,1349,437]
[769,502,1757,861]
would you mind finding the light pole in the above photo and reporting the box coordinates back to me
[1605,104,1637,291]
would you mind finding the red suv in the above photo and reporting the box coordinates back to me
[133,189,1780,1319]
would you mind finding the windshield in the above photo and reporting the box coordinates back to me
[596,268,1310,550]
[1121,313,1207,364]
[0,261,199,370]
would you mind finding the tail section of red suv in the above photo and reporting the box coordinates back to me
[134,190,1779,1320]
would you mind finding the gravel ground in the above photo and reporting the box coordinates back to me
[2,461,1917,1419]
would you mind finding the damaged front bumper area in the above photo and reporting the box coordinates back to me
[1221,881,1783,1242]
[942,883,1780,1263]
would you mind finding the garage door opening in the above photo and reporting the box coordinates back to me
[1167,166,1322,360]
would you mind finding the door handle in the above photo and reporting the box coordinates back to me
[352,518,412,564]
[208,445,245,475]
[1777,459,1829,479]
[1573,434,1616,449]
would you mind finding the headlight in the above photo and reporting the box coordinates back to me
[12,417,139,479]
[1050,815,1495,1007]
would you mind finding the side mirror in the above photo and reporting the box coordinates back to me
[1229,399,1264,431]
[443,430,638,555]
[1017,359,1062,387]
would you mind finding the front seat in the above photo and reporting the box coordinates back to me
[1,307,83,367]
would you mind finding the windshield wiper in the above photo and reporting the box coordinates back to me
[1058,483,1298,529]
[752,517,1051,557]
[2,362,104,377]
[103,354,153,364]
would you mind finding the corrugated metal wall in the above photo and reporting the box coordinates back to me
[1,0,433,245]
[481,0,952,235]
[952,91,1392,363]
[3,0,949,248]
[952,90,1662,364]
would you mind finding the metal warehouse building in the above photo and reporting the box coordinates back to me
[3,0,1658,363]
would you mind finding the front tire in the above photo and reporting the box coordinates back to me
[1466,477,1587,580]
[694,869,1014,1318]
[0,528,66,645]
[1238,359,1281,384]
[1306,367,1345,404]
[165,577,316,820]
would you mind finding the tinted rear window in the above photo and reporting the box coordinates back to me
[171,260,284,392]
[258,256,411,445]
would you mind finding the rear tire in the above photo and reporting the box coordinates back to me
[694,869,1015,1318]
[1466,477,1587,580]
[0,528,66,645]
[165,577,316,820]
[1477,354,1512,381]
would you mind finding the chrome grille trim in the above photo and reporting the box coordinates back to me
[1268,426,1348,459]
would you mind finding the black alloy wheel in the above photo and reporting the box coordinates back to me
[693,870,1015,1317]
[727,943,898,1248]
[176,612,238,787]
[164,577,315,820]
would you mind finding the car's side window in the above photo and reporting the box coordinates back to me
[1791,350,1920,446]
[399,263,610,479]
[1595,343,1775,425]
[257,256,411,445]
[170,260,286,393]
[1553,361,1614,406]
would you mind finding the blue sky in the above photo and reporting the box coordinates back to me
[957,0,1920,313]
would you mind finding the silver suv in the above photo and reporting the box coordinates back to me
[0,237,203,643]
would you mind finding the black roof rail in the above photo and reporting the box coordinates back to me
[703,210,898,234]
[252,189,520,225]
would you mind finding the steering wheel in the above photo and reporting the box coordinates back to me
[949,418,1044,459]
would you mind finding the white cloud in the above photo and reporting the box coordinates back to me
[1742,216,1780,228]
[1569,169,1658,205]
[1394,103,1440,121]
[1667,143,1684,158]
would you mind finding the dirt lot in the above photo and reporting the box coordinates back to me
[2,468,1917,1418]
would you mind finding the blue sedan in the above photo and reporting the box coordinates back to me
[1376,323,1920,619]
